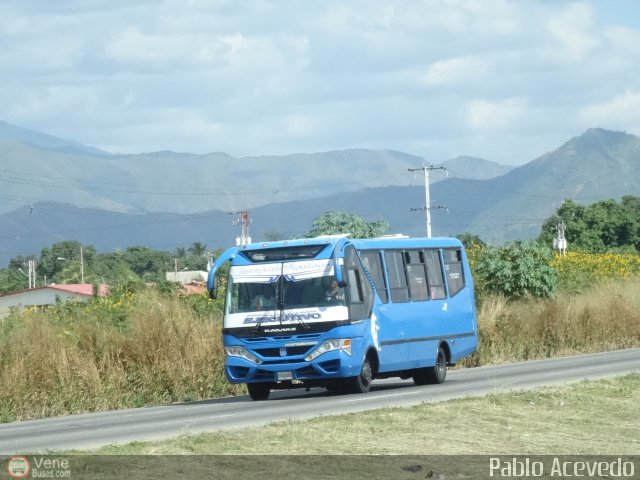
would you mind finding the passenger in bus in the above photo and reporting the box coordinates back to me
[251,286,276,310]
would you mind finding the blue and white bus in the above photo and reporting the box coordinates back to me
[207,235,477,400]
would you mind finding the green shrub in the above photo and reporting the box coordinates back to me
[474,241,558,300]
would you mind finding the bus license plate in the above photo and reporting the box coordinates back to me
[277,371,293,381]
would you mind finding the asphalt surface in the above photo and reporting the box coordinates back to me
[3,347,640,454]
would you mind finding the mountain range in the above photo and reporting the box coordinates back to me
[0,120,504,216]
[1,120,639,266]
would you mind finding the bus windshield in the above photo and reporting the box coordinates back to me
[226,259,345,315]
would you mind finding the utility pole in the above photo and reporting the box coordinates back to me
[22,259,37,289]
[80,244,85,284]
[409,165,447,238]
[232,211,252,246]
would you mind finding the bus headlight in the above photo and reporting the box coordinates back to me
[305,339,352,362]
[225,346,263,365]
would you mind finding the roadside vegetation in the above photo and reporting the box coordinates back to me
[1,199,640,422]
[87,374,640,455]
[1,273,639,423]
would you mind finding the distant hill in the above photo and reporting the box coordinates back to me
[0,120,510,215]
[0,120,110,157]
[463,128,640,242]
[1,123,638,265]
[439,156,513,180]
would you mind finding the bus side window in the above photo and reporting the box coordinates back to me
[444,248,465,296]
[384,251,409,303]
[344,245,374,319]
[360,250,388,303]
[424,249,446,300]
[405,249,429,301]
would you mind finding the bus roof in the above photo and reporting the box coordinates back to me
[350,236,463,250]
[234,236,463,257]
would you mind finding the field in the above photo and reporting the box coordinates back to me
[82,373,640,455]
[1,253,640,423]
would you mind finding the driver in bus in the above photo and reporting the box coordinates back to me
[325,279,344,304]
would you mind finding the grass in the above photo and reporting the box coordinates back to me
[1,279,640,422]
[82,373,640,455]
[0,290,243,422]
[463,279,640,367]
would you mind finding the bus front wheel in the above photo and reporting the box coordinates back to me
[349,358,373,394]
[247,383,270,401]
[413,347,447,385]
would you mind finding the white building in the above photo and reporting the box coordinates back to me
[165,271,208,284]
[0,284,109,316]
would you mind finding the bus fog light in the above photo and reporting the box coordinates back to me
[225,346,262,365]
[305,339,352,361]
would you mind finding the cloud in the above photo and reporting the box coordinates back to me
[543,2,600,64]
[467,97,529,132]
[579,92,640,133]
[0,0,639,165]
[422,56,491,87]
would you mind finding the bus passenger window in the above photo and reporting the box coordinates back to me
[424,250,446,300]
[444,249,465,296]
[405,250,429,301]
[384,251,409,303]
[360,251,388,303]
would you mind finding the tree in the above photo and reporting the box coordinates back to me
[36,241,96,284]
[456,232,486,249]
[188,242,207,257]
[122,246,173,282]
[539,197,640,253]
[0,268,29,293]
[306,211,389,238]
[474,241,558,299]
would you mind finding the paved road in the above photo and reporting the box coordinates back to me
[3,348,640,454]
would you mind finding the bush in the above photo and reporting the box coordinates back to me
[0,288,243,422]
[473,241,558,300]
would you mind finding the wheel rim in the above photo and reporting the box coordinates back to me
[437,352,446,379]
[361,361,372,387]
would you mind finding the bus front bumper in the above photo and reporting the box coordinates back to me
[224,349,364,385]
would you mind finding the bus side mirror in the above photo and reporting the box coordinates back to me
[207,246,239,300]
[208,276,217,299]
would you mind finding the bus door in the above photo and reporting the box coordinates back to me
[402,249,450,365]
[360,250,410,371]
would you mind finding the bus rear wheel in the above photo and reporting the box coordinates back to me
[413,347,447,385]
[247,383,270,401]
[349,358,373,394]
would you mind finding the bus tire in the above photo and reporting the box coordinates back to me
[413,347,447,385]
[349,358,373,394]
[247,383,270,401]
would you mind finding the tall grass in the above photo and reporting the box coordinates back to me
[2,279,640,422]
[0,290,243,422]
[463,279,640,366]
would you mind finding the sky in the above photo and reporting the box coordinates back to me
[1,0,639,165]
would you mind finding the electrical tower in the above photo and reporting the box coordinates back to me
[409,165,447,238]
[233,211,252,246]
[552,221,568,256]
